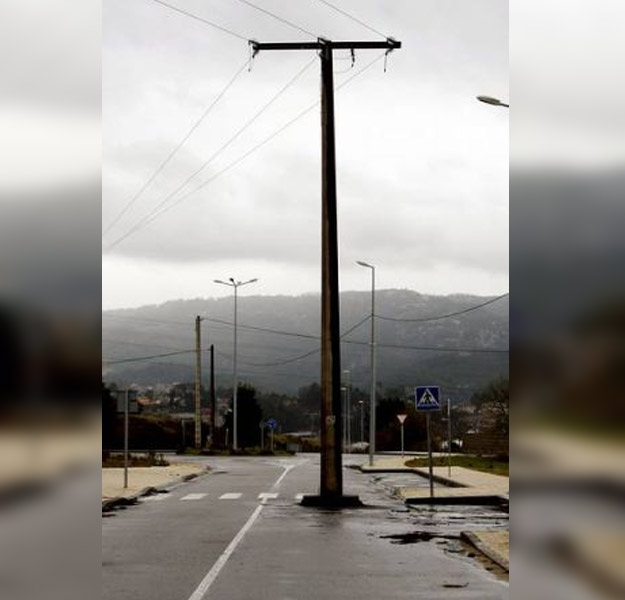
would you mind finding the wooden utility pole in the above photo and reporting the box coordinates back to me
[210,343,216,441]
[251,37,401,506]
[194,315,202,449]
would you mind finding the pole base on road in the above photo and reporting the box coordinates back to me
[300,494,363,509]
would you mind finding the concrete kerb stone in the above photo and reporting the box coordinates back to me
[359,464,468,489]
[405,495,509,507]
[461,531,510,572]
[409,467,467,488]
[101,470,206,513]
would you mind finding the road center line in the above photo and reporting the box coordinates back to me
[185,463,297,600]
[271,463,295,489]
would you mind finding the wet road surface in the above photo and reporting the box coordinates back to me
[102,454,508,599]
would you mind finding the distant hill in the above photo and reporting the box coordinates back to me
[102,289,508,397]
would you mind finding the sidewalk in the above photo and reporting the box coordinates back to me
[399,466,509,502]
[360,456,509,500]
[102,463,207,502]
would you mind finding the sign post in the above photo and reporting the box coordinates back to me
[415,386,441,498]
[447,398,452,478]
[266,418,277,453]
[397,414,407,458]
[115,389,140,489]
[124,389,129,489]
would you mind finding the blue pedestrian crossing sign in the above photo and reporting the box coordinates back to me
[414,386,441,411]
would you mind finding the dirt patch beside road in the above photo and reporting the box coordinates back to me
[102,462,207,500]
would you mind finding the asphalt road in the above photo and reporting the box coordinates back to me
[102,454,508,599]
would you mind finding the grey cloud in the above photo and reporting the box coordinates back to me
[103,0,508,304]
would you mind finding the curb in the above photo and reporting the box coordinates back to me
[404,495,508,507]
[408,468,466,488]
[461,531,509,572]
[359,465,466,487]
[101,470,207,512]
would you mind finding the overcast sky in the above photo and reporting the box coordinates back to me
[102,0,508,309]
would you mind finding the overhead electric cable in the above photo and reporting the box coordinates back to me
[342,339,509,354]
[104,50,387,250]
[151,0,250,41]
[231,314,370,367]
[233,0,317,38]
[376,293,509,323]
[103,58,250,238]
[104,349,195,365]
[313,0,387,38]
[240,347,321,368]
[105,56,317,251]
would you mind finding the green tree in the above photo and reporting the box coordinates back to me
[471,378,509,435]
[102,381,118,449]
[236,383,264,448]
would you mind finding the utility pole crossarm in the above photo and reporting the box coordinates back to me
[250,38,401,53]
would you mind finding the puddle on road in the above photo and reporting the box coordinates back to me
[381,530,461,544]
[364,470,509,583]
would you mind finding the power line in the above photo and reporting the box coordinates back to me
[103,306,507,353]
[231,315,367,367]
[103,58,250,238]
[160,49,386,209]
[151,0,250,41]
[233,0,317,38]
[102,313,370,368]
[104,335,508,367]
[340,314,371,337]
[103,338,192,352]
[343,339,509,354]
[104,349,195,365]
[376,293,510,323]
[313,0,387,38]
[105,56,317,251]
[202,316,319,340]
[103,358,194,371]
[105,50,386,250]
[211,315,370,367]
[103,314,189,326]
[240,346,320,368]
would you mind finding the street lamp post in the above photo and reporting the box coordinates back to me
[359,400,364,443]
[356,261,376,467]
[476,95,509,108]
[342,369,351,452]
[214,277,258,450]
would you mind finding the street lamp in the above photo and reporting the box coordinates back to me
[476,95,509,108]
[341,369,351,452]
[356,260,376,467]
[214,277,258,450]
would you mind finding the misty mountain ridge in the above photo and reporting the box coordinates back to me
[102,289,509,397]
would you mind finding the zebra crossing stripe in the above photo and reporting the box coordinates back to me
[258,492,279,500]
[181,493,207,501]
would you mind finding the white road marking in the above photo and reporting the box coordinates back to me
[258,492,279,500]
[186,463,300,600]
[294,493,304,501]
[141,495,166,502]
[181,493,207,501]
[219,493,242,500]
